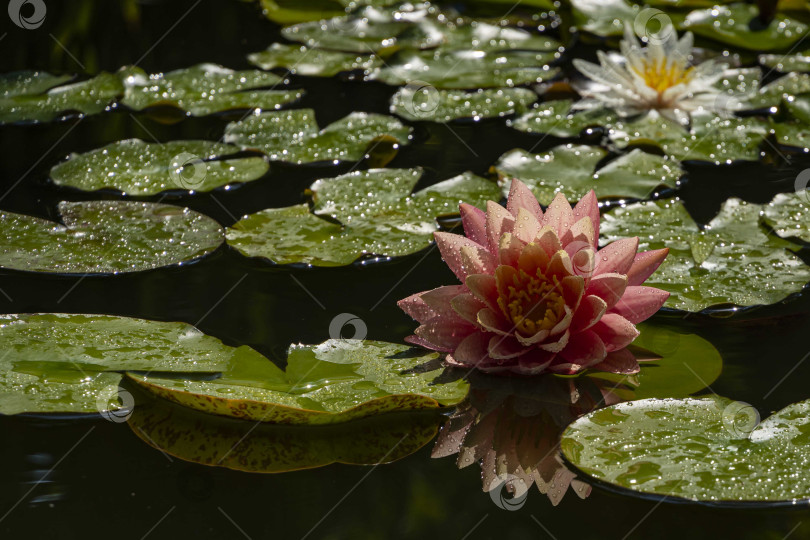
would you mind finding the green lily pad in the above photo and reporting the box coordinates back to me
[747,72,810,110]
[0,313,250,415]
[600,198,810,312]
[772,120,810,148]
[509,99,618,137]
[678,4,808,52]
[759,53,810,73]
[50,139,269,195]
[762,191,810,244]
[784,96,810,124]
[494,145,682,203]
[0,68,132,124]
[129,339,470,425]
[371,49,560,89]
[570,0,639,37]
[258,0,346,24]
[226,168,500,266]
[120,64,302,116]
[223,108,412,164]
[129,394,442,473]
[0,200,224,274]
[610,113,769,164]
[390,86,536,122]
[561,396,810,504]
[247,43,381,76]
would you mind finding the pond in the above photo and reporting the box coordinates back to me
[2,0,810,538]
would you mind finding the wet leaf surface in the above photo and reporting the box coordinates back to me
[390,86,536,122]
[248,43,381,76]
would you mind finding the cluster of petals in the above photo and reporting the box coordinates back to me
[398,180,670,376]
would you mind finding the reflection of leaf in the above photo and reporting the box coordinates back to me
[494,145,682,203]
[226,169,500,266]
[0,314,247,415]
[129,340,470,425]
[120,64,302,116]
[0,201,224,274]
[130,393,442,473]
[762,192,810,244]
[224,108,412,164]
[601,198,810,312]
[562,396,810,504]
[390,87,536,122]
[248,43,382,76]
[50,139,269,195]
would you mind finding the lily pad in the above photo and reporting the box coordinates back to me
[0,68,132,124]
[509,99,618,138]
[390,86,536,122]
[0,200,224,274]
[130,395,441,473]
[120,64,302,116]
[223,108,412,164]
[371,49,560,89]
[747,72,810,110]
[129,339,470,425]
[247,43,381,76]
[569,0,639,37]
[762,191,810,244]
[561,396,810,505]
[226,168,500,266]
[678,4,808,52]
[759,53,810,73]
[0,313,249,415]
[50,139,269,195]
[600,198,810,312]
[494,145,682,203]
[772,120,810,148]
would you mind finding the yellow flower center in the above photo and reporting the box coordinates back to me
[634,58,694,94]
[497,268,566,336]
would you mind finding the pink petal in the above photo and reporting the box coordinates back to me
[486,201,515,253]
[513,207,543,244]
[585,272,628,309]
[565,240,596,279]
[420,285,467,317]
[517,349,555,374]
[557,329,607,367]
[405,334,452,353]
[477,308,510,336]
[561,216,595,248]
[546,249,574,280]
[626,248,669,286]
[590,313,639,352]
[517,241,551,275]
[466,274,498,311]
[448,332,491,367]
[610,286,669,323]
[561,275,585,311]
[572,190,600,245]
[590,347,640,374]
[434,232,494,283]
[415,317,476,351]
[506,179,543,220]
[536,226,562,257]
[450,293,487,324]
[498,232,525,267]
[397,292,435,323]
[461,244,495,277]
[593,237,639,276]
[570,295,607,333]
[488,335,528,359]
[459,203,488,247]
[541,192,575,239]
[539,329,570,352]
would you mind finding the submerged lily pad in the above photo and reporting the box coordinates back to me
[762,192,810,244]
[0,201,224,274]
[0,313,246,415]
[600,198,810,312]
[226,168,500,266]
[50,139,269,195]
[561,396,810,505]
[130,339,470,425]
[224,108,412,164]
[494,145,682,203]
[130,394,442,473]
[248,43,381,76]
[0,69,132,124]
[120,64,302,116]
[390,86,536,122]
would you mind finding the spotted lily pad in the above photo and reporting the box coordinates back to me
[129,339,470,425]
[247,43,381,76]
[224,108,412,164]
[226,168,500,266]
[569,0,639,37]
[50,139,269,195]
[0,201,224,274]
[561,396,810,505]
[759,53,810,73]
[129,395,442,473]
[509,99,617,138]
[390,86,536,122]
[746,72,810,110]
[762,191,810,244]
[600,198,810,312]
[0,68,132,124]
[120,64,302,116]
[677,4,808,52]
[494,145,682,203]
[0,313,247,415]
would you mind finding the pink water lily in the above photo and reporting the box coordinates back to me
[398,180,670,376]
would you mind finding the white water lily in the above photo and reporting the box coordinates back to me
[572,25,737,125]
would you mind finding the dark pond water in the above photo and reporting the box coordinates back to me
[2,1,810,538]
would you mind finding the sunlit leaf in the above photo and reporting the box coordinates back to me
[390,86,536,122]
[247,43,381,76]
[0,201,224,274]
[509,99,617,137]
[762,191,810,244]
[759,53,810,73]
